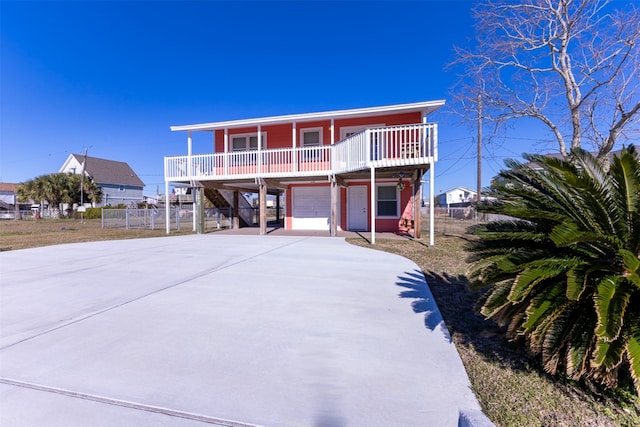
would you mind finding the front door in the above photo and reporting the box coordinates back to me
[348,185,368,231]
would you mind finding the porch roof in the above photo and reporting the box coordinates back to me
[170,100,445,132]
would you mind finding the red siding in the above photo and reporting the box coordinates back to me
[213,111,423,152]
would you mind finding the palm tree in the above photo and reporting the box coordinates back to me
[467,146,640,394]
[67,174,103,206]
[16,173,102,217]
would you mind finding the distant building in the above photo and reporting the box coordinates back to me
[60,154,145,207]
[436,186,477,207]
[0,183,34,219]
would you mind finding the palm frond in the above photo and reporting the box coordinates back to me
[595,276,634,341]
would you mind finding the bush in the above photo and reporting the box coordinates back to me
[84,208,102,220]
[467,146,640,395]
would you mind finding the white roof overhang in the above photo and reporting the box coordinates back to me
[170,100,445,132]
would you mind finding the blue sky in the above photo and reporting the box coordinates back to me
[1,0,559,195]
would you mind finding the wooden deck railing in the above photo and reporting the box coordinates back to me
[165,123,437,181]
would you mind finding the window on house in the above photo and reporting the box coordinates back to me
[231,133,265,151]
[118,186,126,192]
[230,132,266,165]
[340,124,385,160]
[377,185,399,217]
[300,128,323,161]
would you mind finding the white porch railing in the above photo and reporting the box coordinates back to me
[165,123,437,181]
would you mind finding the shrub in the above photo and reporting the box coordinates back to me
[467,146,640,394]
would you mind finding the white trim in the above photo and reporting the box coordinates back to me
[170,100,445,132]
[339,123,384,141]
[230,131,267,151]
[375,183,400,218]
[347,185,368,231]
[300,127,323,147]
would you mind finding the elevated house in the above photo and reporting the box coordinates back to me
[60,154,145,207]
[437,186,477,207]
[164,100,445,244]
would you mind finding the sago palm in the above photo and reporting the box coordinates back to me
[467,146,640,393]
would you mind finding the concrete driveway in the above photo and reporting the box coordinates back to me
[0,235,487,426]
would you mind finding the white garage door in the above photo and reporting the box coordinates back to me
[292,186,331,230]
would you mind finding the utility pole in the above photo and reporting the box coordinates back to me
[477,94,482,224]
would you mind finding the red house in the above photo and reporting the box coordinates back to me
[164,100,444,244]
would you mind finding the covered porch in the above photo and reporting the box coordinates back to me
[164,101,443,244]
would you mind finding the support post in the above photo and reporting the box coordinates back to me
[276,191,281,227]
[429,164,435,246]
[165,181,170,234]
[195,186,204,234]
[330,176,338,237]
[233,191,240,229]
[477,93,482,224]
[259,182,267,236]
[187,131,193,179]
[413,170,422,239]
[370,167,376,244]
[192,190,196,232]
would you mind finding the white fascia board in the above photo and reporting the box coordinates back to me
[170,100,445,132]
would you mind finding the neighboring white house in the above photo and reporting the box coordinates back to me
[437,186,477,207]
[60,154,145,207]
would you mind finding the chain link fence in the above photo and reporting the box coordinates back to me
[101,207,235,231]
[422,207,512,236]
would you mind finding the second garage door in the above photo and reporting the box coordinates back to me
[292,186,331,230]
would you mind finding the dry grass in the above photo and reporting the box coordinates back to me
[347,236,640,427]
[0,218,191,251]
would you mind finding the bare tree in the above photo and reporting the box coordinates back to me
[451,0,640,164]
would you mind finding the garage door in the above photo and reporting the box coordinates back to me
[292,186,331,230]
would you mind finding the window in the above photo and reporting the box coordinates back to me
[340,124,385,160]
[301,128,322,147]
[339,124,384,140]
[230,132,266,165]
[300,128,323,161]
[377,185,399,217]
[231,132,266,151]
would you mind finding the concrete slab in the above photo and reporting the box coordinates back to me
[0,235,488,426]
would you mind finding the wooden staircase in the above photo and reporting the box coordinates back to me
[203,188,230,209]
[203,187,251,227]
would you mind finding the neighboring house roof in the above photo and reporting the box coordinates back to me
[0,183,18,192]
[170,100,446,132]
[60,154,145,187]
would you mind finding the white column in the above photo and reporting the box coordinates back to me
[330,118,335,144]
[430,164,435,246]
[257,124,262,175]
[165,179,170,234]
[224,128,229,176]
[370,166,376,245]
[187,131,193,179]
[292,122,297,172]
